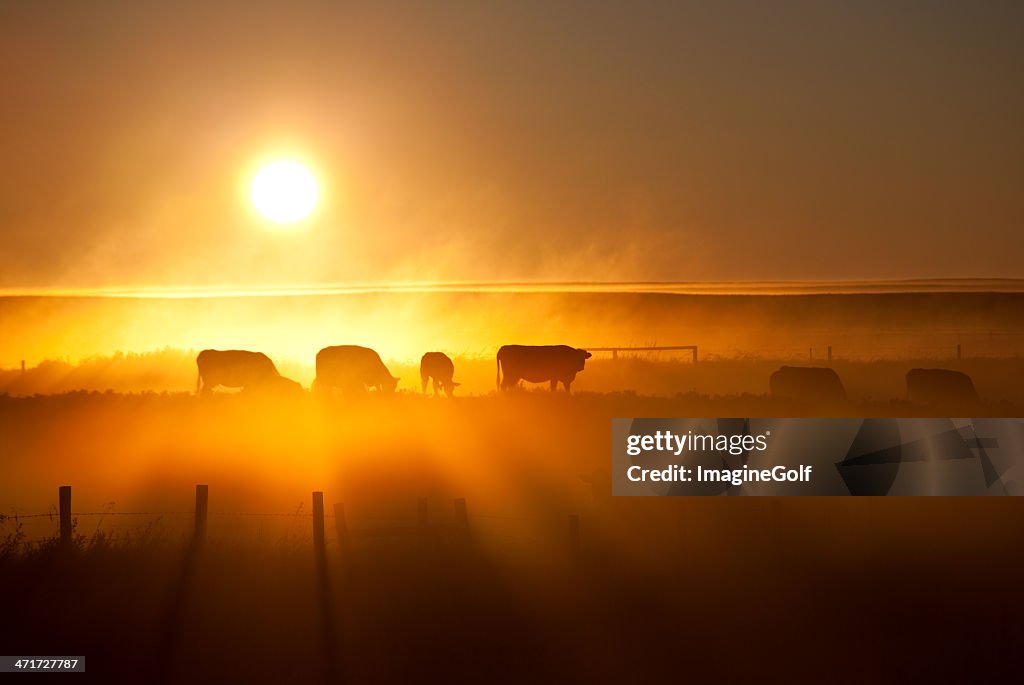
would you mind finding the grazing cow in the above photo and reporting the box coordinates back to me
[769,366,846,402]
[420,352,460,397]
[906,368,979,405]
[314,345,399,394]
[496,345,592,392]
[196,349,301,395]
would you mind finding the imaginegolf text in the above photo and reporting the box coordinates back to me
[627,464,814,486]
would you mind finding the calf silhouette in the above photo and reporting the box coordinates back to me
[420,352,459,397]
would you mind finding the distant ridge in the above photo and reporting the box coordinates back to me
[2,279,1024,298]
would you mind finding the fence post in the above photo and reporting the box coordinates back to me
[827,345,833,361]
[58,485,72,545]
[312,492,325,552]
[568,514,581,562]
[417,497,429,534]
[334,503,350,557]
[957,343,962,360]
[453,498,470,543]
[692,347,698,364]
[194,484,208,543]
[808,347,813,361]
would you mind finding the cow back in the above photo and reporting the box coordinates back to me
[197,349,280,388]
[420,352,455,379]
[316,345,393,385]
[497,345,590,382]
[906,368,979,404]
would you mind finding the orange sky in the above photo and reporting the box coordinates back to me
[1,1,1022,289]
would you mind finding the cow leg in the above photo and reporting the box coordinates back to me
[421,373,428,395]
[564,380,572,393]
[550,379,558,392]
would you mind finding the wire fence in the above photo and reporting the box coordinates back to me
[1,486,584,557]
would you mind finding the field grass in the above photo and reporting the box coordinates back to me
[2,489,1022,681]
[2,354,1021,681]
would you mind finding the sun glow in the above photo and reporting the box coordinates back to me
[250,160,319,224]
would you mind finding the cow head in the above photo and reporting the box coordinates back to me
[384,375,400,392]
[577,349,593,371]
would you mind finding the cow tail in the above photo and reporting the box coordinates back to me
[195,369,202,396]
[495,352,501,391]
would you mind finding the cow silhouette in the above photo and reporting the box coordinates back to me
[906,368,979,405]
[769,366,846,402]
[196,349,302,396]
[420,352,460,397]
[314,345,399,394]
[496,344,592,392]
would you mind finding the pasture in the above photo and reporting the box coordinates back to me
[2,390,1022,681]
[2,288,1022,680]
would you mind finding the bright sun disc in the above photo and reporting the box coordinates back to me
[250,160,319,224]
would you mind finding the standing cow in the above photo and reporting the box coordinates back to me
[496,345,592,393]
[196,349,302,395]
[420,352,460,397]
[314,345,399,394]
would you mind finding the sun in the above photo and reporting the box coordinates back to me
[250,160,319,224]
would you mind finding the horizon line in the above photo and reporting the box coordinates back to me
[2,277,1024,298]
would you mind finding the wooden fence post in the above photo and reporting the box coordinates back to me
[417,497,429,534]
[334,503,350,557]
[58,485,72,545]
[827,345,833,361]
[692,347,698,364]
[312,492,325,552]
[194,484,208,543]
[453,498,469,542]
[957,343,962,360]
[568,514,581,561]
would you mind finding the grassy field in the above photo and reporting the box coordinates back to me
[3,478,1021,681]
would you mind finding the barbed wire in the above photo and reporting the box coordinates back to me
[1,510,314,520]
[4,511,577,522]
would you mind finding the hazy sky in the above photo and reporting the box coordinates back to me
[1,0,1021,289]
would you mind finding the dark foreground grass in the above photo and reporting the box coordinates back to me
[2,498,1022,683]
[1,391,1022,682]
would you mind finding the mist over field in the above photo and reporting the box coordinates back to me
[2,286,1022,534]
[3,287,1023,371]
